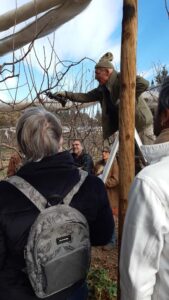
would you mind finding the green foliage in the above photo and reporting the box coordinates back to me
[87,268,117,300]
[155,65,168,85]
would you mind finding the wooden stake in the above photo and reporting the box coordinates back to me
[118,0,137,298]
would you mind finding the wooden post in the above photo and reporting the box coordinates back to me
[118,0,137,298]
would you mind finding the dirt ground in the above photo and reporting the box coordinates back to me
[91,243,118,282]
[89,218,118,300]
[91,217,118,279]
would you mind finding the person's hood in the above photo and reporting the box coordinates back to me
[141,141,169,164]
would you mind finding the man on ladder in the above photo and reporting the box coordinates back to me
[47,51,154,146]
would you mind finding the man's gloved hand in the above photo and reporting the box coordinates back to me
[46,91,67,107]
[56,91,67,98]
[46,91,54,99]
[46,91,67,99]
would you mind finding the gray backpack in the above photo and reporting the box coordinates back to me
[7,169,91,298]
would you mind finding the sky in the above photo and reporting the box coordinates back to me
[0,0,169,102]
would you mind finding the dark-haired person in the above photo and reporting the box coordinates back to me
[0,107,114,300]
[71,139,94,174]
[120,76,169,300]
[47,52,153,144]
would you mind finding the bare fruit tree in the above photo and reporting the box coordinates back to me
[0,48,103,178]
[0,0,105,178]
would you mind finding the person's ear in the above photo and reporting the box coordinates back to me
[107,68,113,77]
[104,69,110,76]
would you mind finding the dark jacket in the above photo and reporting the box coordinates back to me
[64,71,152,139]
[0,151,114,300]
[71,150,94,174]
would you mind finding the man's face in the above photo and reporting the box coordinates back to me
[95,68,111,85]
[72,140,83,156]
[102,150,110,162]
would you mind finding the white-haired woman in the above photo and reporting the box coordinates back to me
[0,107,114,300]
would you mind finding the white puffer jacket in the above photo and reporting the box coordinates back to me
[120,141,169,300]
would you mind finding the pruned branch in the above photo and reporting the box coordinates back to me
[165,0,169,18]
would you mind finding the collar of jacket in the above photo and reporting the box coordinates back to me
[16,151,81,199]
[72,149,86,159]
[18,150,77,175]
[141,141,169,164]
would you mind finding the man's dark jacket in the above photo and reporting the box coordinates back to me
[63,70,153,139]
[71,150,94,174]
[0,151,114,300]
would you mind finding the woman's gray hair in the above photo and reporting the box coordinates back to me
[16,107,62,161]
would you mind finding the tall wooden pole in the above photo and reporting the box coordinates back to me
[118,0,137,298]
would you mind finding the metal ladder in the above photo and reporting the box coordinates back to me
[102,129,148,183]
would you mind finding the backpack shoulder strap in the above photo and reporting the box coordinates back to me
[6,175,47,212]
[6,169,88,210]
[63,169,88,205]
